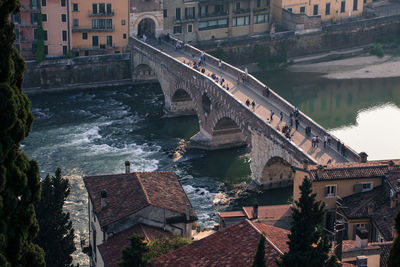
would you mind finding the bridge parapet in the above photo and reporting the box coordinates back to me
[169,37,361,164]
[131,37,319,167]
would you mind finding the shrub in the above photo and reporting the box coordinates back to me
[370,43,384,57]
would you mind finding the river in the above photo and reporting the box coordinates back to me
[23,70,400,265]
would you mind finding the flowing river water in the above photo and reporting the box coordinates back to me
[23,70,400,265]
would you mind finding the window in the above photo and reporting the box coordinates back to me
[236,2,241,11]
[255,14,268,24]
[173,25,182,34]
[362,182,372,192]
[43,30,47,40]
[62,30,67,41]
[61,14,66,22]
[82,32,88,40]
[325,3,330,15]
[107,35,112,47]
[41,0,46,6]
[42,14,47,22]
[123,33,126,39]
[353,0,358,10]
[232,16,249,27]
[121,19,126,25]
[199,19,228,30]
[341,1,345,12]
[31,13,39,24]
[92,35,99,47]
[185,7,195,19]
[106,19,112,29]
[73,3,78,11]
[62,45,67,55]
[300,6,305,13]
[107,3,112,14]
[188,24,193,32]
[34,29,38,40]
[99,3,105,14]
[15,44,20,51]
[215,4,224,14]
[61,0,65,7]
[176,8,181,20]
[32,43,37,54]
[257,0,261,7]
[287,8,292,12]
[325,185,336,197]
[73,19,79,27]
[92,4,97,14]
[15,29,19,40]
[12,14,21,24]
[199,5,208,17]
[313,4,318,15]
[31,0,40,8]
[44,45,48,55]
[91,19,113,29]
[163,9,167,18]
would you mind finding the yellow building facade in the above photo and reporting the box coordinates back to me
[271,0,364,24]
[70,0,129,56]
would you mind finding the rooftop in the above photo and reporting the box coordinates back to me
[152,220,290,266]
[98,224,171,267]
[304,159,400,181]
[83,171,196,227]
[242,204,292,221]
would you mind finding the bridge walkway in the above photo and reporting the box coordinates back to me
[147,39,355,165]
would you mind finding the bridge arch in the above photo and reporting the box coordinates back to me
[169,88,197,116]
[260,156,293,189]
[131,14,163,38]
[133,63,157,81]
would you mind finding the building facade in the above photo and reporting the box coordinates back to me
[41,0,71,57]
[70,0,129,56]
[12,0,41,59]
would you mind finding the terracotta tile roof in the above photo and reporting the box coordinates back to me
[152,220,289,267]
[387,170,400,193]
[342,262,355,267]
[83,172,196,227]
[242,204,292,221]
[98,224,171,267]
[218,210,246,218]
[252,221,290,253]
[306,159,400,181]
[339,186,397,241]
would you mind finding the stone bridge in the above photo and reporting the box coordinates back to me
[130,37,361,188]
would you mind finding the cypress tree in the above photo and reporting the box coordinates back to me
[277,178,340,267]
[388,209,400,267]
[252,234,266,267]
[119,234,148,267]
[0,0,45,266]
[35,168,76,267]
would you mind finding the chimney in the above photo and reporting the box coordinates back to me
[302,159,309,170]
[388,160,395,171]
[316,165,324,178]
[367,203,373,215]
[355,228,368,248]
[356,256,368,267]
[359,152,368,163]
[334,222,344,261]
[185,204,190,221]
[101,190,107,210]
[253,204,259,220]
[125,161,130,174]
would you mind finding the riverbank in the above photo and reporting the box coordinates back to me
[287,54,400,79]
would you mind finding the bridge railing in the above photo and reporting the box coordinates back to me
[131,37,319,165]
[168,37,361,164]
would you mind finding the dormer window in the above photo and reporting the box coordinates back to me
[361,182,372,192]
[325,185,336,197]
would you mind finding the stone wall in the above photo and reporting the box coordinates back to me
[196,14,400,63]
[23,53,132,92]
[281,9,322,33]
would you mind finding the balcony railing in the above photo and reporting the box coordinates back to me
[234,8,250,14]
[72,26,115,32]
[174,15,196,23]
[89,10,114,16]
[198,11,229,19]
[253,6,269,13]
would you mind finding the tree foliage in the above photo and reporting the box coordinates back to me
[35,168,76,267]
[119,234,148,267]
[0,0,45,266]
[277,178,340,267]
[252,234,266,267]
[35,13,45,63]
[388,209,400,267]
[144,235,191,263]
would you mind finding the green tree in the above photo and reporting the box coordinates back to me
[119,234,148,267]
[35,168,76,267]
[35,13,45,63]
[252,234,266,267]
[144,235,191,263]
[388,209,400,267]
[276,178,340,267]
[0,0,45,266]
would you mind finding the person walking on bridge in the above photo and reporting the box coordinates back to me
[280,111,283,122]
[270,110,274,121]
[337,139,341,152]
[251,100,256,110]
[246,99,250,107]
[295,119,299,131]
[218,60,222,69]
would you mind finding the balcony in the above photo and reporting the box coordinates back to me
[234,8,250,14]
[72,26,115,32]
[198,11,229,20]
[253,6,269,13]
[89,10,114,17]
[174,15,196,23]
